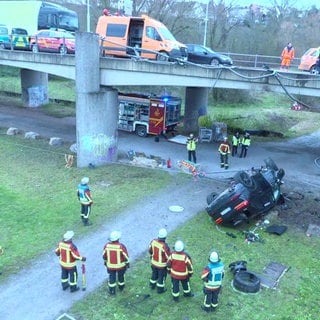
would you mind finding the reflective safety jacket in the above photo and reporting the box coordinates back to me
[149,239,171,268]
[77,183,93,205]
[281,46,295,60]
[167,251,193,280]
[241,136,251,146]
[232,134,240,146]
[218,142,231,155]
[55,241,83,269]
[201,261,224,290]
[186,138,197,151]
[103,241,129,271]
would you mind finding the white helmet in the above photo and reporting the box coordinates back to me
[63,230,74,241]
[209,251,219,263]
[174,240,184,252]
[158,228,167,239]
[81,177,89,185]
[109,231,121,241]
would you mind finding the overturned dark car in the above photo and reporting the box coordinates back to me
[206,158,285,227]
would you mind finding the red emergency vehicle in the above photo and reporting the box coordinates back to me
[118,93,182,137]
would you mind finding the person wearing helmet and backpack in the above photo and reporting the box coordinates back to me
[77,177,93,226]
[167,240,194,302]
[102,231,130,295]
[201,251,225,312]
[149,228,171,293]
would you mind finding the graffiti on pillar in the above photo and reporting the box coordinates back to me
[81,133,117,161]
[27,85,48,107]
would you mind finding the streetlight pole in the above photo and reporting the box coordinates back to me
[87,0,90,32]
[203,0,209,47]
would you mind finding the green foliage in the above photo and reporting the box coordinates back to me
[208,92,320,138]
[198,114,213,128]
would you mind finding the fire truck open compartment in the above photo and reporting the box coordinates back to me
[118,93,182,137]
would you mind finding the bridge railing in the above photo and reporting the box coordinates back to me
[220,52,301,69]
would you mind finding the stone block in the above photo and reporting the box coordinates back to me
[24,131,40,139]
[7,127,19,135]
[49,137,63,146]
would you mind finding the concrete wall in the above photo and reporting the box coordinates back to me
[20,69,48,107]
[75,32,118,167]
[184,87,209,133]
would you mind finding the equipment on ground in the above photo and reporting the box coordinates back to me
[81,263,86,291]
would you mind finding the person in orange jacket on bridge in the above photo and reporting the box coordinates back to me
[280,42,295,71]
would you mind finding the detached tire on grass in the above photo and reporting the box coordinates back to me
[233,271,260,293]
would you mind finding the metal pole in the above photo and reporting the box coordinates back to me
[203,0,209,47]
[87,0,90,32]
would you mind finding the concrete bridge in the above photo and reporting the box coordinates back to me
[0,32,319,167]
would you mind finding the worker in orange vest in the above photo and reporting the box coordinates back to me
[102,231,130,295]
[218,137,231,169]
[280,42,295,71]
[55,230,86,292]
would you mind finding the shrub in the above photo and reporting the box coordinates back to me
[198,114,213,128]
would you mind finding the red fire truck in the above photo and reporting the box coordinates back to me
[118,93,182,137]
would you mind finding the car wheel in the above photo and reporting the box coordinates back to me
[206,192,217,205]
[233,171,255,189]
[59,45,67,54]
[32,44,39,53]
[264,157,278,171]
[310,65,318,74]
[229,260,247,275]
[210,58,219,66]
[233,271,260,293]
[135,125,147,137]
[157,52,169,62]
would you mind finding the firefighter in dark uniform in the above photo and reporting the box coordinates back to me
[239,132,251,158]
[201,251,224,312]
[231,132,240,157]
[102,231,130,295]
[55,230,86,292]
[167,240,194,302]
[77,177,93,226]
[149,228,171,293]
[218,137,231,169]
[186,133,198,163]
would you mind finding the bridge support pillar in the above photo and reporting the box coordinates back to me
[184,87,209,133]
[20,69,48,107]
[76,32,118,168]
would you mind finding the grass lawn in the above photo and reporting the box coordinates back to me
[0,132,171,275]
[70,213,319,320]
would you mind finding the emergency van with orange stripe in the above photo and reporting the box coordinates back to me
[96,14,187,62]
